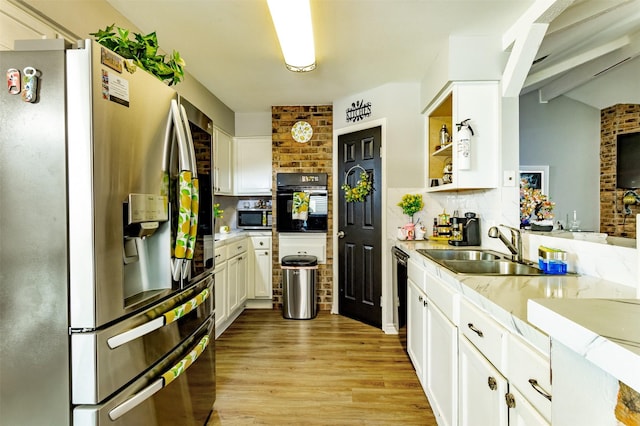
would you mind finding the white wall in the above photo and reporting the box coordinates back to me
[17,0,236,134]
[236,112,271,137]
[551,341,621,426]
[519,92,600,231]
[334,82,424,188]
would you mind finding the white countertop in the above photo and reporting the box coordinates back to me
[214,229,272,243]
[528,298,640,391]
[396,238,637,355]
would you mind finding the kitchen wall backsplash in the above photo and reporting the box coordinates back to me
[389,187,637,289]
[388,187,519,254]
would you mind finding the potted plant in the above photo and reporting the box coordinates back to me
[91,24,185,86]
[398,193,424,223]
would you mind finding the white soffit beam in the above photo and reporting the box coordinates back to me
[525,35,631,88]
[502,0,575,50]
[535,0,640,61]
[538,35,640,102]
[502,23,549,97]
[501,0,575,97]
[545,0,634,35]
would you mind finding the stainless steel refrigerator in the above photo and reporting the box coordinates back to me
[0,38,216,425]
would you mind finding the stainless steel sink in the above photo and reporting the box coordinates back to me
[440,259,545,276]
[417,248,503,261]
[416,249,549,276]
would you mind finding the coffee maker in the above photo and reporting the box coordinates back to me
[448,212,481,246]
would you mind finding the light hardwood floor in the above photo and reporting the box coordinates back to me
[207,310,436,425]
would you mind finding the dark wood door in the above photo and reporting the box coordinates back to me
[337,126,382,328]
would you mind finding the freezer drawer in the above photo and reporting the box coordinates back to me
[72,276,213,404]
[73,314,215,425]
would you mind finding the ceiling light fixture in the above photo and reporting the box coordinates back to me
[267,0,316,72]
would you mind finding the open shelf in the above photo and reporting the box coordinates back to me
[427,92,453,189]
[432,143,452,157]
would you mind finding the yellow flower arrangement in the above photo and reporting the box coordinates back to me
[397,194,424,222]
[213,203,224,219]
[341,171,373,203]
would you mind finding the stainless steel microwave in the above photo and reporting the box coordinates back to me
[237,209,272,229]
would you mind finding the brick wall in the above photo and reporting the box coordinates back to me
[600,104,640,237]
[271,105,333,311]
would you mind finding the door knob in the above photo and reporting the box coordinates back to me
[337,231,345,238]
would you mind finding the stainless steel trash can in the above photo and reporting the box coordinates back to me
[281,255,318,319]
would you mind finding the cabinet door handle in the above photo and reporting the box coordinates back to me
[467,323,484,337]
[418,295,423,302]
[423,299,428,307]
[487,376,497,391]
[528,379,552,401]
[505,392,516,408]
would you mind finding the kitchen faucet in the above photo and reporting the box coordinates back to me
[488,225,523,263]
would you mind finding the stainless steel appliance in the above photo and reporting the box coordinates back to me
[391,246,408,352]
[276,173,328,232]
[448,212,481,246]
[0,39,215,425]
[237,199,272,229]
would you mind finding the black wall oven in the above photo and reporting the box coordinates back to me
[276,173,328,233]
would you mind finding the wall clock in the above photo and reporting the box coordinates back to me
[291,121,313,143]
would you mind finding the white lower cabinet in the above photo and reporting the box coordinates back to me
[215,237,248,338]
[426,300,458,426]
[508,387,550,426]
[214,246,228,338]
[250,236,272,299]
[459,336,509,426]
[407,260,459,426]
[228,250,248,313]
[405,255,552,426]
[407,277,427,385]
[506,334,552,425]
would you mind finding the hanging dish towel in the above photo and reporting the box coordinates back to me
[292,192,310,221]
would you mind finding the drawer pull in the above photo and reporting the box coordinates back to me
[528,379,552,401]
[505,392,516,408]
[467,323,484,337]
[488,376,497,390]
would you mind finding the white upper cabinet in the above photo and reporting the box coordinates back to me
[234,136,272,195]
[425,81,500,192]
[213,128,233,195]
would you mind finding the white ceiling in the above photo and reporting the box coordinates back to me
[20,0,640,112]
[103,0,536,113]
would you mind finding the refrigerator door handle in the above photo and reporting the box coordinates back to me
[178,104,200,280]
[108,334,211,421]
[169,99,194,281]
[107,287,211,349]
[108,378,163,421]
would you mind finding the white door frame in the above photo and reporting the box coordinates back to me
[333,118,394,333]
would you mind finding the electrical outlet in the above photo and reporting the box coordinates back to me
[503,170,516,187]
